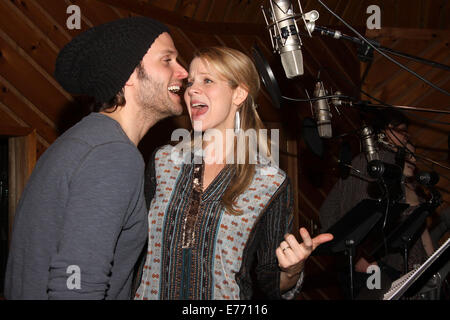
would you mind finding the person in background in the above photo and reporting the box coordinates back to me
[356,142,436,299]
[320,109,411,232]
[319,110,412,299]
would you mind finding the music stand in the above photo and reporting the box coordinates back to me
[383,238,450,300]
[371,204,430,275]
[315,199,384,299]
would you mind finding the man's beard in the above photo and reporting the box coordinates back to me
[135,66,182,120]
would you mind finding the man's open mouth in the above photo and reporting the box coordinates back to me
[168,85,182,95]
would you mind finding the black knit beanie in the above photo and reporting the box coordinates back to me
[55,17,169,103]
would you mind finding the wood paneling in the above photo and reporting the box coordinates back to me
[8,131,36,244]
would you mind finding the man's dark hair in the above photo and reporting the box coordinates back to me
[90,62,146,113]
[90,89,126,113]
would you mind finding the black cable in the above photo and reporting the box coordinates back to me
[317,65,450,126]
[315,0,450,97]
[358,90,450,126]
[377,46,450,72]
[380,179,390,259]
[386,128,450,182]
[381,180,390,231]
[281,93,352,102]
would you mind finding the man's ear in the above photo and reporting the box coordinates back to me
[233,85,249,107]
[125,69,138,87]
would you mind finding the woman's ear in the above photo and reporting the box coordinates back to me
[233,85,249,107]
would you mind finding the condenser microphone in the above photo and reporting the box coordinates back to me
[360,125,380,163]
[313,81,332,138]
[262,0,305,78]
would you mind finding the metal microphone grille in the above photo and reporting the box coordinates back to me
[280,50,304,78]
[317,121,332,139]
[361,126,379,162]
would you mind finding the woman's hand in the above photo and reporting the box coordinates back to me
[277,227,333,278]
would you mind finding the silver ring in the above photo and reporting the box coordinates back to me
[282,246,291,253]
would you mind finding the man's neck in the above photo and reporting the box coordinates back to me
[101,106,158,146]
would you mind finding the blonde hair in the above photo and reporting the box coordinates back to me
[192,46,271,215]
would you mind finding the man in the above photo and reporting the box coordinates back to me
[4,17,188,299]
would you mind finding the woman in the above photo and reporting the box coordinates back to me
[134,47,332,300]
[355,142,436,300]
[378,142,435,273]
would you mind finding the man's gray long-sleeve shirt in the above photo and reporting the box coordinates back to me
[5,113,148,299]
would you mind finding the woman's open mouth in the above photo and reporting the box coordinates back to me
[191,102,209,118]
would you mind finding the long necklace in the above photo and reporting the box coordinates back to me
[181,163,203,248]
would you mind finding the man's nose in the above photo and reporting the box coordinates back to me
[175,62,188,79]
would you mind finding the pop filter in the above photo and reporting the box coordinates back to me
[252,44,282,109]
[302,117,324,158]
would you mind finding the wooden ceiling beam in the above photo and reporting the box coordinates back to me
[0,106,29,134]
[96,0,266,36]
[408,74,450,109]
[0,31,72,124]
[0,28,71,100]
[0,101,48,150]
[389,54,450,106]
[37,0,92,38]
[0,2,60,77]
[67,0,122,25]
[64,0,94,28]
[368,40,447,99]
[12,0,72,47]
[192,0,211,21]
[367,27,450,42]
[0,75,58,145]
[0,124,33,137]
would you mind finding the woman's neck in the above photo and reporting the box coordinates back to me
[201,128,235,165]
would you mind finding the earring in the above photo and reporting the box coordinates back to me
[234,111,241,135]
